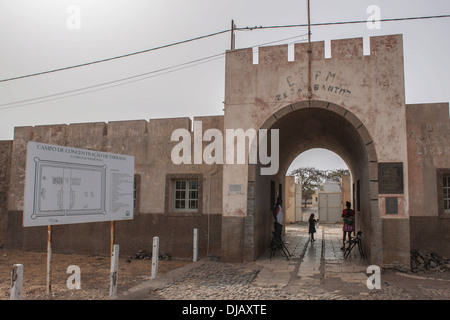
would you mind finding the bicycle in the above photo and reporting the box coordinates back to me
[269,231,292,260]
[343,231,366,259]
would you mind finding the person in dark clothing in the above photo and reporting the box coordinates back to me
[308,213,318,242]
[272,197,284,245]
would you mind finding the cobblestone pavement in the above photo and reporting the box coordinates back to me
[116,223,450,300]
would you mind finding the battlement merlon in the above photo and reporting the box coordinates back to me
[224,34,405,107]
[225,34,404,66]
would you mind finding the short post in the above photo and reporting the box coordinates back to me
[109,244,119,297]
[110,220,115,256]
[46,225,52,299]
[193,228,198,262]
[10,264,24,300]
[151,236,159,279]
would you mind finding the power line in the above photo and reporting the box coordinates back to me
[0,54,226,110]
[1,14,449,83]
[236,14,450,31]
[0,34,309,110]
[0,29,230,83]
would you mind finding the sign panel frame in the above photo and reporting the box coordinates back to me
[24,142,134,227]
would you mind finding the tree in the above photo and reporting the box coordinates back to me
[289,167,326,207]
[324,169,350,191]
[302,185,317,207]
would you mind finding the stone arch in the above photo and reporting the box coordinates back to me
[249,99,382,265]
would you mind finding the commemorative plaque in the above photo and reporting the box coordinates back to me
[378,162,403,194]
[385,197,398,214]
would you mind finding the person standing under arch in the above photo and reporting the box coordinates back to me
[341,201,355,250]
[272,197,284,245]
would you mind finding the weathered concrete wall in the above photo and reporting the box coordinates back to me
[285,176,296,223]
[224,34,408,215]
[6,210,222,258]
[0,140,12,248]
[6,116,224,258]
[223,34,410,266]
[406,103,450,257]
[341,175,351,208]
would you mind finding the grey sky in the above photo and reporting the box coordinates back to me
[1,0,449,170]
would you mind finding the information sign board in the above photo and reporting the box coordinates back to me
[24,142,134,226]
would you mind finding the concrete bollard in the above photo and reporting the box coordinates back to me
[10,264,24,300]
[193,228,198,262]
[151,236,159,279]
[109,244,119,297]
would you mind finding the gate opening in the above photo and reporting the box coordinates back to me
[250,102,379,264]
[286,148,350,223]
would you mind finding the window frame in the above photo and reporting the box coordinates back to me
[165,174,202,216]
[173,179,199,212]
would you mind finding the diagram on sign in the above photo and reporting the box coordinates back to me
[31,158,107,220]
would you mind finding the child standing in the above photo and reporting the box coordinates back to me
[308,214,318,242]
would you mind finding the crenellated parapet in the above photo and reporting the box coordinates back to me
[225,34,404,113]
[228,34,402,66]
[224,34,406,164]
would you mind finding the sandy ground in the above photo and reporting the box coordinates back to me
[0,248,189,300]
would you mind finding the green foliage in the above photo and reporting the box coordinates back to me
[288,167,349,206]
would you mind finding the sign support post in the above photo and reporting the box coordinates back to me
[46,225,52,299]
[111,220,115,255]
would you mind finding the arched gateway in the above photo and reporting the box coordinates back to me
[221,35,411,268]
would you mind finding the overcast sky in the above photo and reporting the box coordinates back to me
[1,0,449,170]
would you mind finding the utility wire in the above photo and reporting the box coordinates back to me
[1,14,449,83]
[0,29,230,83]
[0,34,309,110]
[0,54,226,110]
[236,14,450,31]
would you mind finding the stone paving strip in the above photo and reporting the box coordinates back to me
[115,223,450,300]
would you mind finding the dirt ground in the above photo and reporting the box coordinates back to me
[0,248,190,300]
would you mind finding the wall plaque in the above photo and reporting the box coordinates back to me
[385,197,398,214]
[228,184,243,195]
[378,162,403,194]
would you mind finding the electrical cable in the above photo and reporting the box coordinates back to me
[0,34,312,110]
[0,29,230,83]
[236,14,450,31]
[0,34,310,110]
[0,54,225,110]
[1,14,449,83]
